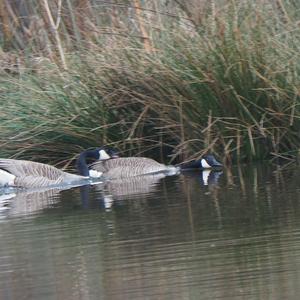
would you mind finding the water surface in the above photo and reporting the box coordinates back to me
[0,164,300,300]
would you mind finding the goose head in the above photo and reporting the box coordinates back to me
[98,147,119,161]
[76,147,118,177]
[201,154,222,169]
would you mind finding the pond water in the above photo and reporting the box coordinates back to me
[0,163,299,300]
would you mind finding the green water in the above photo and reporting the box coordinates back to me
[0,164,300,300]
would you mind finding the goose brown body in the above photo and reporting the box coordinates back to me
[91,157,178,179]
[0,159,84,188]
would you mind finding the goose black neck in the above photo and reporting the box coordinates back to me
[76,151,93,176]
[177,159,203,170]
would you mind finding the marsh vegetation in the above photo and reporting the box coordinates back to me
[0,0,299,166]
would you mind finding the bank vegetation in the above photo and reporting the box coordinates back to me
[0,0,299,166]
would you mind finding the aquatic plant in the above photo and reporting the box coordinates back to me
[0,1,299,166]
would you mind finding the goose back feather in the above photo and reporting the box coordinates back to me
[91,157,177,179]
[0,159,84,188]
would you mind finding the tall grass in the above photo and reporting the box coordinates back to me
[0,0,299,166]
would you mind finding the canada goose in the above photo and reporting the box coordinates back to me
[90,147,222,179]
[0,148,108,188]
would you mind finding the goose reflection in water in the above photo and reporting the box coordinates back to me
[0,169,223,216]
[0,188,62,218]
[0,177,104,218]
[199,169,223,186]
[96,169,223,209]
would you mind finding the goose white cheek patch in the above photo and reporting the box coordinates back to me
[99,150,110,160]
[89,170,103,178]
[0,169,16,186]
[201,158,211,169]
